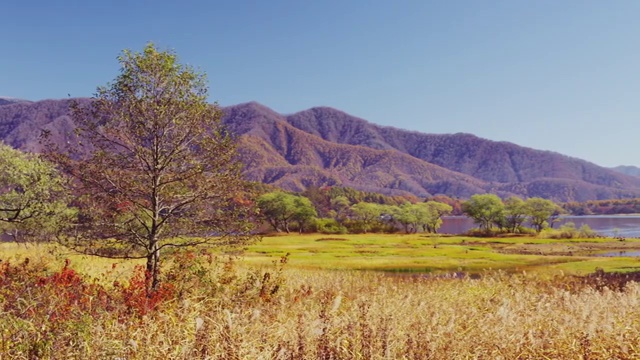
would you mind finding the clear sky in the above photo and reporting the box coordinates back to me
[2,0,640,167]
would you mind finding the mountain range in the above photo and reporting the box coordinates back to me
[0,97,31,106]
[1,97,640,202]
[611,165,640,178]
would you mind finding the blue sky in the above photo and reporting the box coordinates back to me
[2,0,640,167]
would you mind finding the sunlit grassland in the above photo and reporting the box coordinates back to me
[4,234,640,276]
[0,242,144,281]
[244,233,640,275]
[3,236,640,358]
[2,247,640,359]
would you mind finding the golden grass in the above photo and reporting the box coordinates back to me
[0,241,143,281]
[2,245,640,359]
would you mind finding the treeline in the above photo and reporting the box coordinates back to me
[462,194,598,238]
[462,194,563,234]
[563,198,640,215]
[254,187,599,236]
[301,186,464,216]
[256,186,454,234]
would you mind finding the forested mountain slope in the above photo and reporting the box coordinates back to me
[1,98,639,201]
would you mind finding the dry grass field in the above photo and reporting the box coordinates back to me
[2,236,640,359]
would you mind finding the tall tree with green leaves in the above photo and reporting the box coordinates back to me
[503,196,527,233]
[525,197,563,232]
[390,203,418,233]
[421,201,453,233]
[350,202,383,233]
[388,201,451,233]
[257,191,317,233]
[44,44,255,291]
[257,192,294,233]
[462,194,504,232]
[0,143,74,242]
[329,195,351,222]
[291,196,318,233]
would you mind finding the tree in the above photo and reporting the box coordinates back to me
[349,202,383,233]
[257,192,317,233]
[329,195,351,222]
[291,196,318,233]
[503,196,527,233]
[388,201,451,234]
[301,186,331,217]
[525,197,563,232]
[390,203,418,233]
[0,143,74,242]
[44,44,255,291]
[421,201,453,233]
[257,192,294,233]
[462,194,504,232]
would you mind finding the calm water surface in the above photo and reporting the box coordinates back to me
[440,215,640,238]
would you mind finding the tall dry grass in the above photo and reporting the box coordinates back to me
[1,251,639,359]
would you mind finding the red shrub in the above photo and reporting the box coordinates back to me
[118,265,175,317]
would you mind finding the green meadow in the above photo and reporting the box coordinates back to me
[243,233,640,275]
[4,234,640,276]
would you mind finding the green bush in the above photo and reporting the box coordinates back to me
[314,218,348,234]
[578,224,598,238]
[465,227,507,237]
[540,223,599,239]
[341,219,396,234]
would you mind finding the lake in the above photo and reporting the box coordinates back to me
[439,215,640,238]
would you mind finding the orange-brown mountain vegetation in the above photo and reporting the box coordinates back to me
[2,99,640,202]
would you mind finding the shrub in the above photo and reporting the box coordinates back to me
[342,219,367,233]
[578,224,598,238]
[314,218,348,234]
[540,222,600,239]
[465,227,507,237]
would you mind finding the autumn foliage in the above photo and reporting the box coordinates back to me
[2,251,640,359]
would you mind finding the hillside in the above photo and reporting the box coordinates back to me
[0,99,80,152]
[0,97,31,106]
[284,106,640,201]
[221,102,487,197]
[611,165,640,177]
[285,107,632,185]
[1,98,640,201]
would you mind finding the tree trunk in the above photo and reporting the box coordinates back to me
[146,241,161,294]
[268,219,280,232]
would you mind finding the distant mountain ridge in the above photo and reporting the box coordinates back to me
[284,107,625,185]
[226,103,640,201]
[1,98,640,202]
[0,97,31,106]
[611,165,640,178]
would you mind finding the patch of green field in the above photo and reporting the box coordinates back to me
[3,234,640,276]
[539,256,640,275]
[245,233,640,275]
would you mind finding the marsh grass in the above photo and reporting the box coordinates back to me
[2,244,640,359]
[245,234,640,274]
